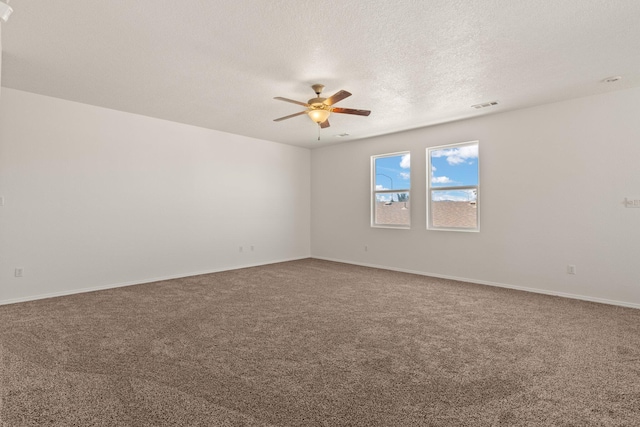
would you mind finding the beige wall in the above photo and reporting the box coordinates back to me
[3,85,640,307]
[311,87,640,307]
[0,89,311,304]
[1,27,3,91]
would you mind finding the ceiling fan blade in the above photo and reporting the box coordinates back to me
[323,90,352,106]
[274,97,309,107]
[273,111,307,122]
[320,119,330,129]
[332,107,371,116]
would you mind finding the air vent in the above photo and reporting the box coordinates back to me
[471,101,499,109]
[602,76,621,83]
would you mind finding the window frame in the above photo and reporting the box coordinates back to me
[371,151,411,229]
[427,141,480,232]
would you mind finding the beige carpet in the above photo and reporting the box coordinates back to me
[1,259,639,426]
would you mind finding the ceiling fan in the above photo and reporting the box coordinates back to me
[273,84,371,129]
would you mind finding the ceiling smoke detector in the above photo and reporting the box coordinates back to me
[0,1,12,22]
[471,101,499,109]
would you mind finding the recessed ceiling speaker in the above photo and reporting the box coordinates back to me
[0,1,13,23]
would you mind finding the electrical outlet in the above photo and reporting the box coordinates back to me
[250,245,255,251]
[364,245,368,252]
[239,246,243,252]
[15,268,24,277]
[567,265,576,275]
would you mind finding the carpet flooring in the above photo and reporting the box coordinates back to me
[1,259,639,426]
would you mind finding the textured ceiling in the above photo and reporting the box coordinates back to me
[1,0,639,148]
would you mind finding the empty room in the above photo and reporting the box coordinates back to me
[1,1,639,425]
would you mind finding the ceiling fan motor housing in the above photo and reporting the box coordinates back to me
[308,97,328,107]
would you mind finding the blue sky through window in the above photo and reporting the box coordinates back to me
[430,143,478,201]
[374,154,410,190]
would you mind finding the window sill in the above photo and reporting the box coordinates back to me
[371,224,411,230]
[427,227,479,232]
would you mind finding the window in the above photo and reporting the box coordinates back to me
[427,141,479,231]
[371,152,410,228]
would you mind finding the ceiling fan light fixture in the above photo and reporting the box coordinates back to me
[308,108,330,124]
[273,84,370,130]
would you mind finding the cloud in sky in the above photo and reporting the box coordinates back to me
[432,193,467,202]
[432,176,453,184]
[431,145,478,165]
[375,184,388,191]
[376,194,392,202]
[400,172,410,180]
[400,154,410,169]
[432,189,477,202]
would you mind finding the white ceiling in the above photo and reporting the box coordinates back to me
[1,0,639,148]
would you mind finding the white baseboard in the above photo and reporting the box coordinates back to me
[311,256,640,310]
[0,257,309,306]
[5,256,638,310]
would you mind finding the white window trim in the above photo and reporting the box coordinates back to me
[427,141,480,232]
[371,151,411,229]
